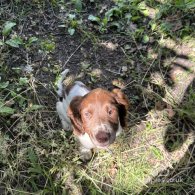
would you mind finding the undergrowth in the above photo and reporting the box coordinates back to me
[0,0,195,194]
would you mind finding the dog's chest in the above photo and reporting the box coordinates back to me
[78,133,95,149]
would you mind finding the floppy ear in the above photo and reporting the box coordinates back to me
[112,89,129,127]
[67,96,84,136]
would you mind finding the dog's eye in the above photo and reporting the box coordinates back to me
[108,108,114,116]
[83,111,91,119]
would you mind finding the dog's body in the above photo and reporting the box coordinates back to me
[56,69,128,160]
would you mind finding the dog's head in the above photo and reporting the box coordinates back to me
[67,88,128,148]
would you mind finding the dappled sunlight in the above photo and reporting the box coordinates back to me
[81,40,195,192]
[1,0,194,194]
[83,105,194,193]
[159,40,195,104]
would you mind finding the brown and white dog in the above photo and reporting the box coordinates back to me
[56,69,128,160]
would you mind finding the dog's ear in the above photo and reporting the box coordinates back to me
[67,96,84,136]
[112,89,129,127]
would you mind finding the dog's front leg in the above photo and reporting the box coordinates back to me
[77,133,95,161]
[79,146,92,162]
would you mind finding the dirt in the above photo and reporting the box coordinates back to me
[1,0,194,150]
[1,4,148,127]
[4,13,194,143]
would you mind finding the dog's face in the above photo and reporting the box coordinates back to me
[67,88,128,148]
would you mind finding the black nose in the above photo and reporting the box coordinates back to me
[95,131,111,143]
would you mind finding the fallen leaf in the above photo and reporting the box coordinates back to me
[112,79,125,89]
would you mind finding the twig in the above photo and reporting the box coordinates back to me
[140,58,156,85]
[105,68,121,75]
[63,38,87,68]
[123,80,136,89]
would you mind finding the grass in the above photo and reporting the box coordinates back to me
[0,0,195,194]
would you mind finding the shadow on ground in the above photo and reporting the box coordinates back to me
[141,81,195,194]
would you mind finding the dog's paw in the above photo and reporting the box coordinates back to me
[80,147,92,162]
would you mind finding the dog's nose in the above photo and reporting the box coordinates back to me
[95,131,111,143]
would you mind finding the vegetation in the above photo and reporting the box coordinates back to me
[0,0,195,194]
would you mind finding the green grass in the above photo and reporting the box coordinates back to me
[0,0,195,194]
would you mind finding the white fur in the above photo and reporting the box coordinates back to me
[56,69,70,97]
[56,100,71,130]
[79,146,92,161]
[78,133,95,149]
[56,78,89,131]
[116,120,123,136]
[56,70,92,160]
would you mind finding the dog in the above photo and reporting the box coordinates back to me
[56,69,129,160]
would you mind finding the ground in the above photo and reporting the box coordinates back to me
[0,0,195,194]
